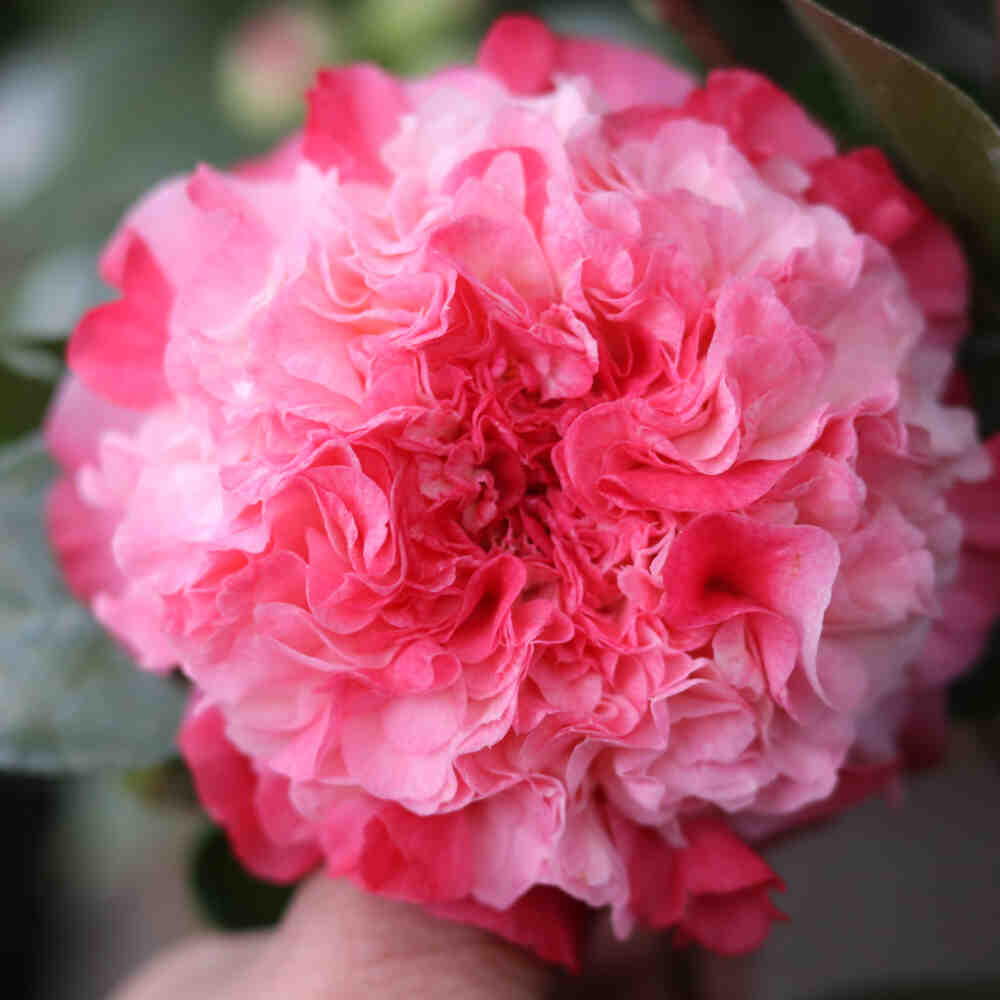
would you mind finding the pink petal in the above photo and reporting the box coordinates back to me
[304,65,409,184]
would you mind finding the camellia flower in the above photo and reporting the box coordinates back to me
[46,15,1000,968]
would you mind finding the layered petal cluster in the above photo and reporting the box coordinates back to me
[47,16,1000,967]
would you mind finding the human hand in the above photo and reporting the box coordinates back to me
[110,872,755,1000]
[110,876,552,1000]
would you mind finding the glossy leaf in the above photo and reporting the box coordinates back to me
[784,0,1000,262]
[692,0,869,143]
[0,434,185,772]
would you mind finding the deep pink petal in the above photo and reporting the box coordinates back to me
[67,236,171,409]
[304,65,409,183]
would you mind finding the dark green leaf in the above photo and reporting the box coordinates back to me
[0,434,185,772]
[191,826,296,931]
[0,344,63,382]
[0,361,55,444]
[693,0,870,144]
[784,0,1000,263]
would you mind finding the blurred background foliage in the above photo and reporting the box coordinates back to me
[0,2,998,998]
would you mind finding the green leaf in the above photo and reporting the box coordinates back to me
[0,343,63,382]
[191,827,296,931]
[0,359,56,444]
[0,434,185,772]
[0,1,262,282]
[783,0,1000,263]
[693,0,869,144]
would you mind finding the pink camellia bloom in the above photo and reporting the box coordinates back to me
[46,15,1000,968]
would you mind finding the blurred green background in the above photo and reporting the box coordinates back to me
[1,2,998,999]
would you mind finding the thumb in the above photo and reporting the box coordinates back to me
[112,875,554,1000]
[249,876,554,1000]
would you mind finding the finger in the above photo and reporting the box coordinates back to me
[108,931,267,1000]
[243,875,554,1000]
[110,876,554,1000]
